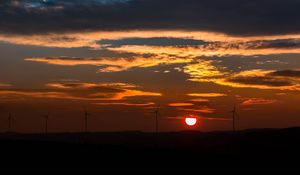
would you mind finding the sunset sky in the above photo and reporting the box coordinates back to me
[1,0,300,132]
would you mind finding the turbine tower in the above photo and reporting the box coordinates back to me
[8,112,13,133]
[231,105,238,132]
[154,105,160,134]
[83,107,91,133]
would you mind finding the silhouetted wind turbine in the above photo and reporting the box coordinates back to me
[8,112,14,133]
[230,105,238,132]
[154,105,160,134]
[83,107,91,133]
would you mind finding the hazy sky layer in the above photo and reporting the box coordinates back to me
[1,0,300,132]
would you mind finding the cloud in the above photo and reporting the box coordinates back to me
[0,31,225,48]
[3,29,300,57]
[25,56,192,72]
[225,76,292,87]
[107,43,300,57]
[0,33,100,48]
[250,39,300,49]
[89,89,161,101]
[0,82,161,102]
[0,83,12,87]
[47,82,161,101]
[177,107,216,114]
[168,103,194,107]
[190,98,210,102]
[1,0,300,36]
[93,102,155,106]
[184,59,300,91]
[187,93,227,98]
[256,60,288,65]
[47,82,136,90]
[241,98,277,106]
[217,69,300,91]
[27,57,300,91]
[268,70,300,78]
[0,90,87,101]
[183,60,226,83]
[99,37,207,47]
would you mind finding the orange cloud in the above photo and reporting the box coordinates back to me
[188,93,227,97]
[3,30,300,50]
[241,98,277,106]
[190,98,210,102]
[184,60,300,91]
[93,102,155,106]
[168,103,194,107]
[47,82,137,89]
[25,56,192,72]
[0,31,221,49]
[0,82,161,103]
[183,60,227,83]
[27,58,300,92]
[177,106,216,113]
[0,90,86,100]
[0,83,11,87]
[90,89,161,101]
[18,31,300,92]
[216,69,300,91]
[107,44,300,57]
[46,82,162,101]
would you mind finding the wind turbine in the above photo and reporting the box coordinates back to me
[8,112,14,133]
[230,105,238,132]
[154,105,160,134]
[83,107,91,133]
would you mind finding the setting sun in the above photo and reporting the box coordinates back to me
[185,116,198,126]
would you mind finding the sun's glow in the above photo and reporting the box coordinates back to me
[185,116,198,126]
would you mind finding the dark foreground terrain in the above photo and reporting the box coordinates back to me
[0,127,299,172]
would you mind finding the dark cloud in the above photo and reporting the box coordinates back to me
[223,69,300,90]
[99,37,300,51]
[247,39,300,49]
[0,84,124,93]
[227,76,293,87]
[198,39,300,51]
[1,0,300,36]
[47,82,125,93]
[99,37,207,47]
[269,70,300,77]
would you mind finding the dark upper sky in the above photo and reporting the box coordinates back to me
[1,0,300,35]
[1,0,300,133]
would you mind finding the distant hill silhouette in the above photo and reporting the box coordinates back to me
[0,127,299,172]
